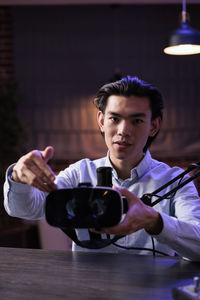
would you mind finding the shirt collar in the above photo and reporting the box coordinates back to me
[105,150,152,180]
[135,150,152,179]
[105,152,118,179]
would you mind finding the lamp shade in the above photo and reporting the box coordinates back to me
[164,20,200,55]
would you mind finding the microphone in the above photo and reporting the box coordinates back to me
[90,167,113,240]
[96,166,128,213]
[96,167,112,187]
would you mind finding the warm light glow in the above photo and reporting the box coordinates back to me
[164,44,200,55]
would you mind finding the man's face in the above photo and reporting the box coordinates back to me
[97,95,160,168]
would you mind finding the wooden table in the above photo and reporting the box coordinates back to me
[0,247,200,300]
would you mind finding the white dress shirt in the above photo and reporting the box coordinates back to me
[4,151,200,260]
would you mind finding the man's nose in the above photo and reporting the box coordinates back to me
[117,120,131,136]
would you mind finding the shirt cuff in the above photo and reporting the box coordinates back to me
[151,211,178,243]
[6,164,32,194]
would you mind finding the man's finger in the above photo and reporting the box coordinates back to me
[90,221,129,235]
[113,186,134,198]
[27,158,55,184]
[22,168,57,192]
[41,146,54,163]
[113,186,137,206]
[29,148,56,181]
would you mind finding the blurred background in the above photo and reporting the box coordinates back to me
[0,0,200,250]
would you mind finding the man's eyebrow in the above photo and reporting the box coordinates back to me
[107,111,147,118]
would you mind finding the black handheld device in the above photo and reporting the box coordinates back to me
[45,167,127,230]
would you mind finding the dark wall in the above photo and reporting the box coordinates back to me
[12,5,200,161]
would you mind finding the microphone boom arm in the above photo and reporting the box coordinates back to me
[141,162,200,207]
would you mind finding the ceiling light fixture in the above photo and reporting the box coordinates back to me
[164,0,200,55]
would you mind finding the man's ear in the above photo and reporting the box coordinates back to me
[149,117,161,137]
[97,111,105,133]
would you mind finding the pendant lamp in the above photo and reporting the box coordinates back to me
[164,0,200,55]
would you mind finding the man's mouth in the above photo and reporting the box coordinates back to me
[114,141,132,148]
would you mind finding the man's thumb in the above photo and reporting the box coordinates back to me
[41,146,54,163]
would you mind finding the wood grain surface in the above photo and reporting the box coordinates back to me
[0,247,200,300]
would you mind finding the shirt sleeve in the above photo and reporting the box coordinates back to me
[3,164,46,220]
[3,161,81,220]
[153,186,200,261]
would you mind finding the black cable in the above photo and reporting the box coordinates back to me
[151,237,155,257]
[112,242,169,256]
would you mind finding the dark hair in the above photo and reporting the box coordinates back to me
[94,75,164,151]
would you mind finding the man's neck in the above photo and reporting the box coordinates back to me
[116,166,132,180]
[110,155,144,180]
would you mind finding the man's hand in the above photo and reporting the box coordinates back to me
[92,186,163,236]
[12,146,57,192]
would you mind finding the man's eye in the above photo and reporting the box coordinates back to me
[133,119,143,125]
[110,117,119,123]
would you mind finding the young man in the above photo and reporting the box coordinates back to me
[4,76,200,260]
